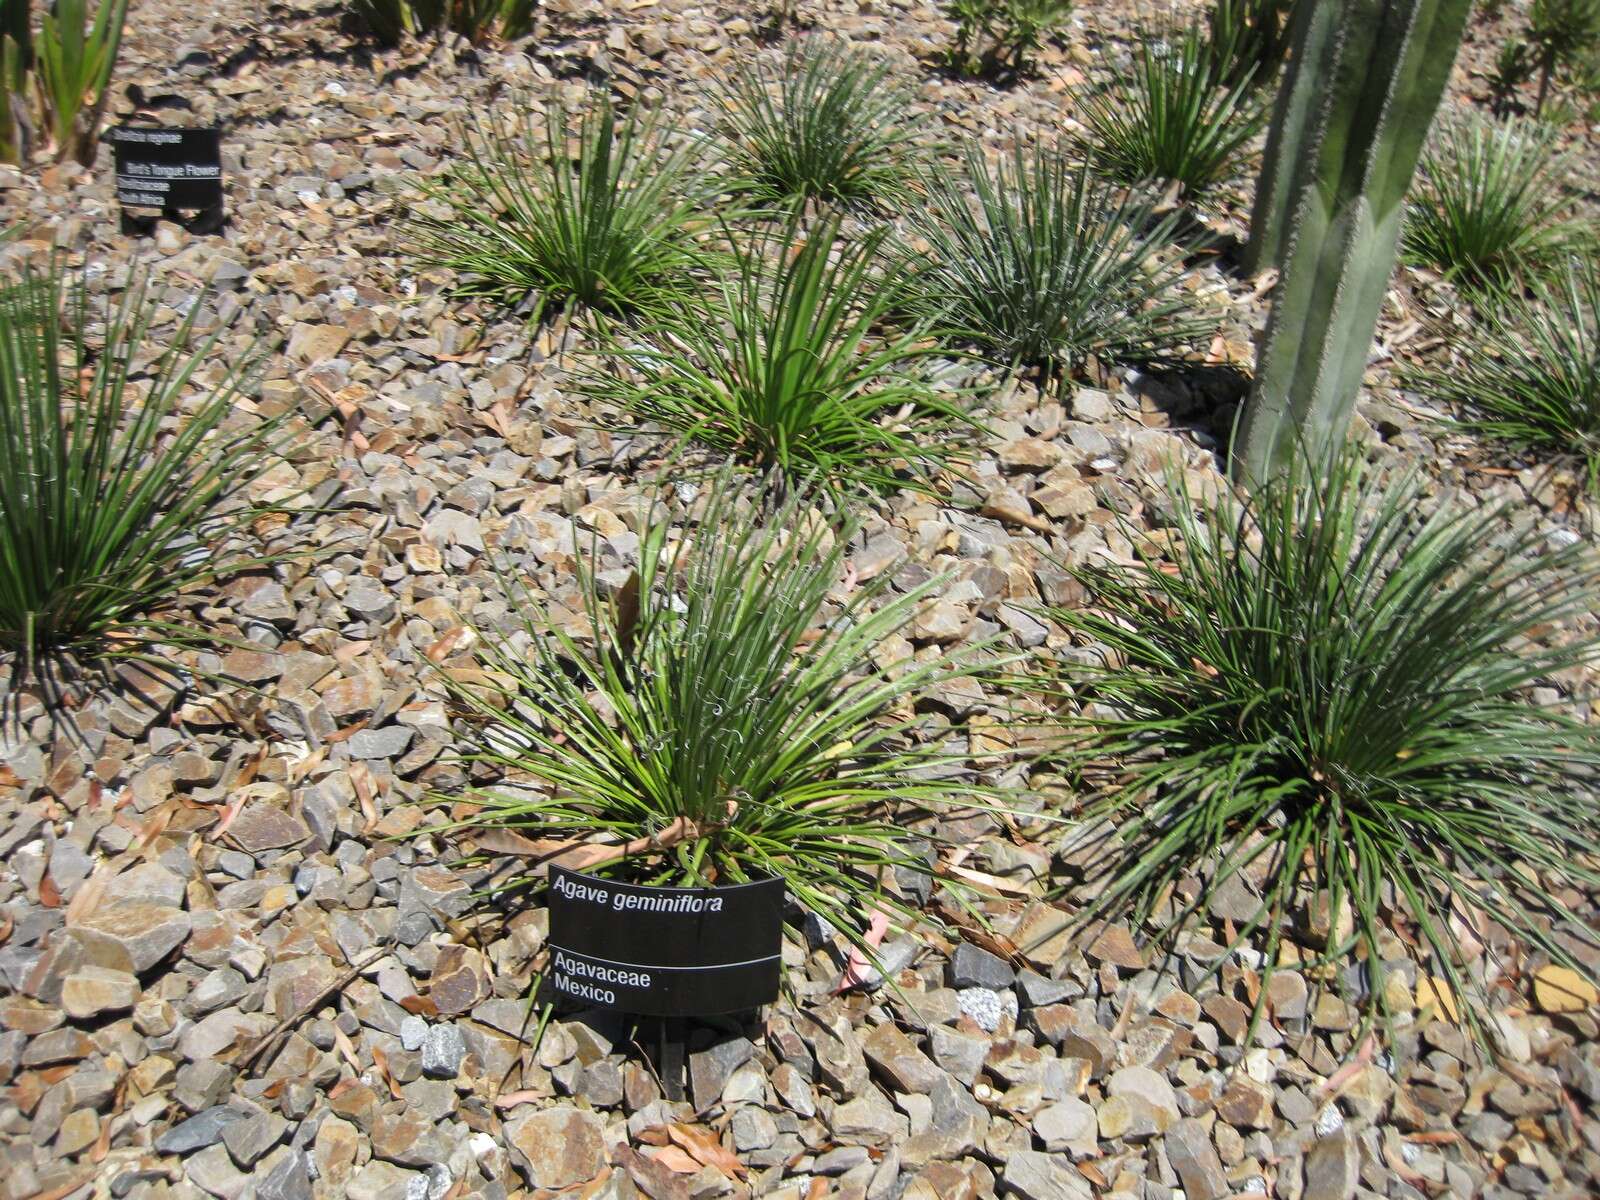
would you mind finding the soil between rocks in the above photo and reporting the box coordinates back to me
[2,1,1600,1199]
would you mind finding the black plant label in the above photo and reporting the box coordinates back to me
[545,868,783,1016]
[108,125,224,230]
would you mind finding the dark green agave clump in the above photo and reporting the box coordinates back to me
[1048,448,1600,1042]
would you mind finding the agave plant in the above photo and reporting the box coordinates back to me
[349,0,536,44]
[1204,0,1296,88]
[1402,111,1587,289]
[901,141,1212,380]
[1078,21,1269,197]
[1,0,129,165]
[946,0,1075,76]
[437,471,1006,942]
[0,260,286,693]
[403,92,717,323]
[1048,447,1600,1042]
[1528,0,1600,112]
[1412,258,1600,491]
[581,217,981,498]
[715,37,924,210]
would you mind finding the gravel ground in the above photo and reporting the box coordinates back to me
[2,1,1600,1198]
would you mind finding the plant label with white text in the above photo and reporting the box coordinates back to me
[545,868,783,1016]
[109,125,223,226]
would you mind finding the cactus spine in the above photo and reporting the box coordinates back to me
[1233,0,1472,485]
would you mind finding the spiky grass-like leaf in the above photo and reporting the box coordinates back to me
[350,0,534,43]
[34,0,128,165]
[715,37,924,210]
[402,92,717,323]
[901,142,1212,377]
[1411,258,1600,491]
[1047,448,1600,1043]
[946,0,1075,76]
[580,217,981,498]
[1077,22,1267,196]
[1403,112,1588,289]
[0,261,286,692]
[1204,0,1294,89]
[438,470,1006,939]
[1529,0,1600,111]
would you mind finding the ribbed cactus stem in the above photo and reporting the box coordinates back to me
[1234,0,1471,485]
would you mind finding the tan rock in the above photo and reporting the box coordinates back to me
[0,995,63,1035]
[1533,965,1598,1014]
[287,322,351,365]
[1012,902,1074,969]
[504,1107,607,1191]
[428,944,488,1015]
[55,1108,98,1156]
[70,902,191,973]
[1033,481,1097,520]
[61,966,141,1020]
[981,487,1050,532]
[314,1116,361,1189]
[1416,975,1460,1023]
[321,673,381,720]
[405,541,443,573]
[1311,992,1358,1032]
[128,1055,177,1099]
[1215,1076,1274,1130]
[999,437,1065,472]
[1085,923,1145,971]
[910,600,969,644]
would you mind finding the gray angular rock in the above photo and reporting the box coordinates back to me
[1015,970,1077,1009]
[1165,1117,1229,1200]
[347,726,415,760]
[190,967,248,1015]
[771,1061,817,1117]
[226,805,311,854]
[179,1009,274,1062]
[185,1142,253,1199]
[957,986,1016,1033]
[347,1160,418,1200]
[1097,1064,1180,1141]
[732,1106,778,1152]
[155,1106,248,1154]
[831,1088,906,1148]
[398,867,474,920]
[342,576,396,620]
[814,1146,872,1175]
[928,1023,989,1087]
[1000,1150,1092,1200]
[805,1010,871,1094]
[258,1149,315,1200]
[690,1036,756,1110]
[174,1061,237,1113]
[104,862,188,908]
[1033,1098,1097,1157]
[222,1109,287,1168]
[905,1072,987,1164]
[949,942,1016,990]
[423,509,485,552]
[1303,1128,1360,1200]
[421,1023,467,1078]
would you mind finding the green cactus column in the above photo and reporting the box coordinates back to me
[1233,0,1472,485]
